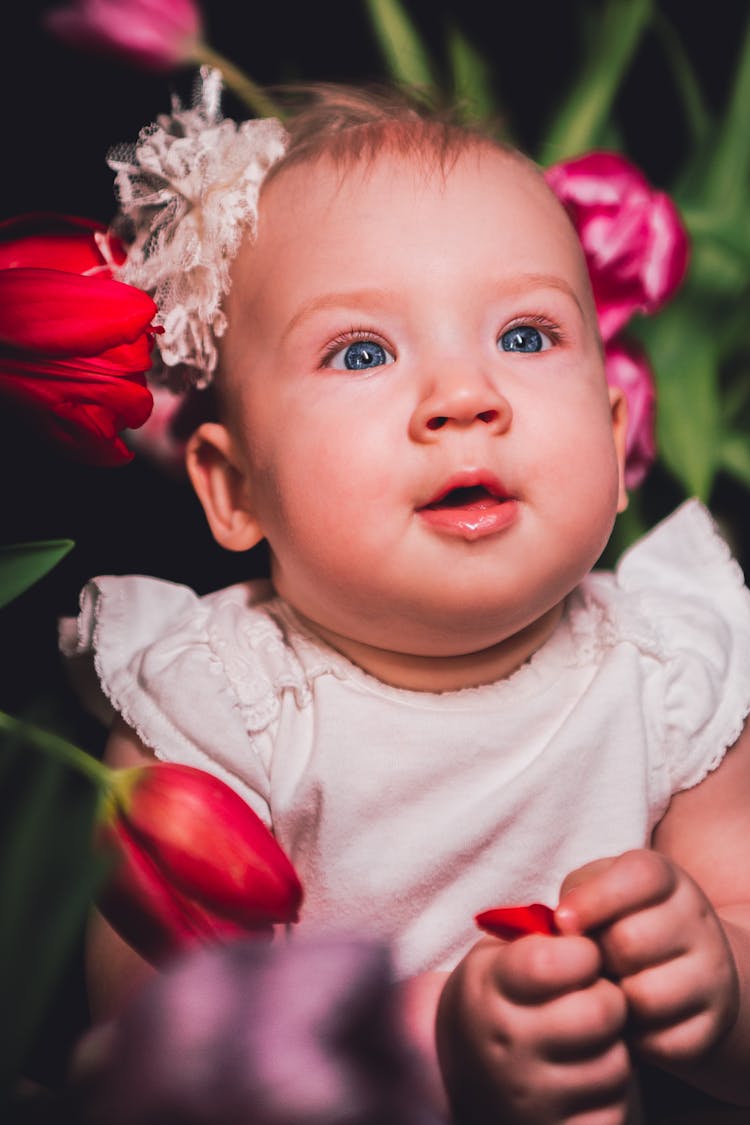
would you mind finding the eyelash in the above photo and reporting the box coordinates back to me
[318,313,566,368]
[319,327,394,369]
[500,314,565,348]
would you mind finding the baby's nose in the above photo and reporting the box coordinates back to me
[409,381,512,442]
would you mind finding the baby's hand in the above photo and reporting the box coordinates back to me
[436,932,632,1124]
[556,851,740,1068]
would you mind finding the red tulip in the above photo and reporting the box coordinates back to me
[0,214,156,465]
[43,0,203,72]
[96,763,303,965]
[604,338,657,490]
[545,152,689,342]
[475,903,558,941]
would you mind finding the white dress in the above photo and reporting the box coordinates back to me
[61,500,750,977]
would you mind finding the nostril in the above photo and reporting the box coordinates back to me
[477,410,498,424]
[427,416,448,431]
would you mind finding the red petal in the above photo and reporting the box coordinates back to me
[0,359,153,465]
[475,904,558,941]
[0,269,157,356]
[0,213,120,273]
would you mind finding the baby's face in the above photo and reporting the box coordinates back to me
[218,144,626,663]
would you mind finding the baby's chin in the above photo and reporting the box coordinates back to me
[287,598,566,693]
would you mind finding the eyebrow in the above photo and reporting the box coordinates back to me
[503,273,587,317]
[282,288,394,342]
[282,273,587,341]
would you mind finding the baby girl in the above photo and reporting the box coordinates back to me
[66,77,750,1123]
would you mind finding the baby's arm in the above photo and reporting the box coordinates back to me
[557,720,750,1106]
[86,719,157,1021]
[433,930,632,1124]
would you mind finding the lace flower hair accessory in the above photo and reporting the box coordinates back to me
[108,67,287,387]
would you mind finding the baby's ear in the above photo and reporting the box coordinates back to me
[186,423,265,551]
[609,386,629,514]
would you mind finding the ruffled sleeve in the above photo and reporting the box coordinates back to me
[616,500,750,792]
[60,575,277,822]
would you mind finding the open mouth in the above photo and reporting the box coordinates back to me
[417,474,517,540]
[424,484,505,511]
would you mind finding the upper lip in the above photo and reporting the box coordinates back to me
[419,470,512,508]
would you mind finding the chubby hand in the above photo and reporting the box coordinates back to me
[436,931,632,1124]
[556,850,740,1067]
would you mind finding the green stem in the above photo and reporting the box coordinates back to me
[190,43,284,119]
[0,709,112,790]
[540,0,652,160]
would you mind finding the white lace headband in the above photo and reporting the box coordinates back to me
[108,67,287,388]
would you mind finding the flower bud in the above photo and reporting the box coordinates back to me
[43,0,203,73]
[545,151,689,342]
[96,763,303,964]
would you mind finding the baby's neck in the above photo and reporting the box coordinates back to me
[292,602,565,693]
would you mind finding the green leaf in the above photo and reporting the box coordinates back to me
[652,9,711,152]
[0,741,103,1093]
[0,540,74,611]
[446,22,496,125]
[702,11,750,217]
[636,303,721,500]
[539,0,652,161]
[364,0,436,93]
[719,432,750,490]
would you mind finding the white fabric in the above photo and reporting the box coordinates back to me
[61,500,750,977]
[109,67,287,386]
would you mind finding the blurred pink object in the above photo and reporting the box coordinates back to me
[604,338,656,489]
[545,151,689,342]
[126,383,187,476]
[43,0,202,71]
[74,936,442,1125]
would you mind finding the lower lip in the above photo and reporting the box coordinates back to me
[417,498,519,541]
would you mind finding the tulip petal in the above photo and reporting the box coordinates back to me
[545,151,689,341]
[0,213,124,272]
[475,904,558,941]
[604,339,656,489]
[0,269,158,356]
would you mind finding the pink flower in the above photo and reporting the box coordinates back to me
[43,0,202,72]
[0,214,157,466]
[604,338,656,490]
[545,152,689,342]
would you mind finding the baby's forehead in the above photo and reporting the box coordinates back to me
[255,138,560,234]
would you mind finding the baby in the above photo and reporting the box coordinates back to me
[68,79,750,1123]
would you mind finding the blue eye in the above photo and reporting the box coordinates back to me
[328,339,394,371]
[499,325,551,353]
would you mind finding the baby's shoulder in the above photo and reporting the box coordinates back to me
[573,500,750,791]
[574,499,750,660]
[61,574,322,742]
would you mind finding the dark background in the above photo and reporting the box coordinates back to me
[1,0,748,1091]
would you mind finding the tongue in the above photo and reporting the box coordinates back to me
[429,486,499,510]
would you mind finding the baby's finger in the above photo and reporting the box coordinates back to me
[493,933,602,1004]
[556,850,677,936]
[595,899,689,978]
[538,977,628,1062]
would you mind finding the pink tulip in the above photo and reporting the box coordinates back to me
[43,0,203,72]
[545,152,689,342]
[604,338,656,490]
